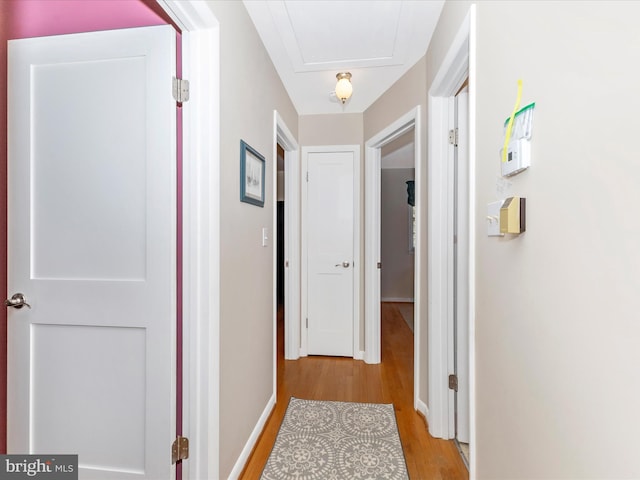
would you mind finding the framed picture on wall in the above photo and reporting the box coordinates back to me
[240,140,266,207]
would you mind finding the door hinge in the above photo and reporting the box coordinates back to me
[448,128,458,146]
[377,262,382,269]
[171,436,189,464]
[306,172,309,182]
[306,317,308,328]
[285,260,289,268]
[172,77,190,103]
[448,374,458,392]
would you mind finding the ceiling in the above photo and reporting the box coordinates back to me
[243,0,445,115]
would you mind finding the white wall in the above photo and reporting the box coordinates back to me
[202,2,298,477]
[380,167,415,301]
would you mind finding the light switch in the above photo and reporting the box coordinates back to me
[487,200,504,237]
[262,227,269,247]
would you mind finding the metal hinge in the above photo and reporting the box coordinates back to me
[171,436,189,464]
[448,374,458,392]
[285,260,289,268]
[377,262,382,269]
[306,172,309,182]
[172,77,190,103]
[448,128,458,146]
[306,318,309,328]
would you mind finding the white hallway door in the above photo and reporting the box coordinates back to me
[304,146,359,357]
[454,87,470,445]
[7,26,177,479]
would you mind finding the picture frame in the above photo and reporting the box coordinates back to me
[240,140,266,207]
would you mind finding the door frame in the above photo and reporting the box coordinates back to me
[426,3,476,476]
[272,111,300,362]
[363,108,421,392]
[301,145,361,358]
[157,2,220,479]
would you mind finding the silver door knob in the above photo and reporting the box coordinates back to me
[5,293,31,309]
[335,261,350,268]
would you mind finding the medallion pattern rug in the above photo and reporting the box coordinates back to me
[261,397,409,480]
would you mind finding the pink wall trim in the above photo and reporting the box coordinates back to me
[2,0,182,461]
[6,0,174,38]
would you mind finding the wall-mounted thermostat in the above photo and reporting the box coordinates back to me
[501,102,535,177]
[501,138,531,177]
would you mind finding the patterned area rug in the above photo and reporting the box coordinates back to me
[261,397,409,480]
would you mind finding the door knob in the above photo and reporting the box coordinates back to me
[335,261,350,268]
[5,293,31,309]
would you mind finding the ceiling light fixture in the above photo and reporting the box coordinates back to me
[335,72,353,104]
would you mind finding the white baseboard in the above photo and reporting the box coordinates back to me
[228,393,276,479]
[381,297,414,303]
[353,350,365,360]
[416,398,429,422]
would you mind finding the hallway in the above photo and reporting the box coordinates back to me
[240,303,468,479]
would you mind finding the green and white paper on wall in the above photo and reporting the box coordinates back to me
[500,80,535,177]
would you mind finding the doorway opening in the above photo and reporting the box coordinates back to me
[273,111,300,367]
[364,106,422,415]
[276,143,285,360]
[380,129,416,350]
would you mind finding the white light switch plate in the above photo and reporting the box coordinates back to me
[262,227,269,247]
[487,200,504,237]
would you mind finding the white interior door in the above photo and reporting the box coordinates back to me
[7,25,176,479]
[455,88,470,444]
[304,146,358,357]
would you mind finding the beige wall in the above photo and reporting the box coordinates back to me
[471,1,640,477]
[423,0,640,477]
[299,113,363,146]
[203,2,298,477]
[381,168,415,301]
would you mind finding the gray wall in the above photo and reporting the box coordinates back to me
[202,2,298,477]
[380,168,415,301]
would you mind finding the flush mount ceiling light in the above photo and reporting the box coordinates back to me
[335,72,353,104]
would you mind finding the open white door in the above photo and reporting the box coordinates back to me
[7,25,176,479]
[455,88,470,444]
[303,146,359,357]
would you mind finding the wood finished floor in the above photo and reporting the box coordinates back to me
[239,302,468,480]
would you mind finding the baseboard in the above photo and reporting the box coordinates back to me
[381,297,414,303]
[353,350,365,360]
[416,398,429,423]
[228,393,276,479]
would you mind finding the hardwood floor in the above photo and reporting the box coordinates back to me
[239,302,468,479]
